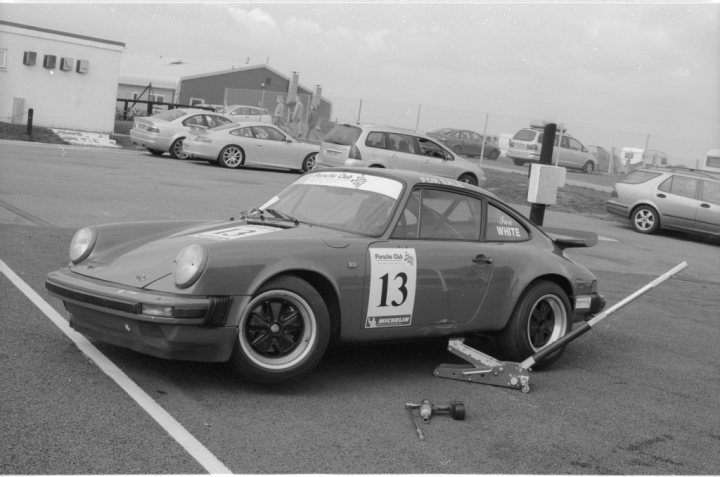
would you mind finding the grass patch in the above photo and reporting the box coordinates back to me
[0,121,70,145]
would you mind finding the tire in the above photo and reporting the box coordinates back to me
[229,276,331,383]
[631,205,660,234]
[169,138,189,159]
[146,148,164,156]
[302,152,317,172]
[582,161,595,174]
[457,173,478,186]
[498,281,571,368]
[218,145,245,169]
[512,158,526,167]
[487,149,500,161]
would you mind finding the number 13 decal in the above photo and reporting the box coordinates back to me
[366,248,417,328]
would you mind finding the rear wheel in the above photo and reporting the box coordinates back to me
[169,138,188,159]
[498,281,571,368]
[302,152,317,172]
[631,205,660,234]
[457,173,478,186]
[229,276,330,383]
[582,161,595,173]
[218,145,244,168]
[487,149,500,161]
[512,158,526,167]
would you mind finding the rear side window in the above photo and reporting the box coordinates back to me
[513,129,538,141]
[658,175,700,199]
[702,180,720,205]
[365,132,386,149]
[323,125,362,146]
[485,204,529,242]
[619,170,662,184]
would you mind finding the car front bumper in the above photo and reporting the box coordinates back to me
[182,142,219,161]
[572,293,606,323]
[45,269,239,362]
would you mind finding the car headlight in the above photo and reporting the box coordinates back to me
[174,244,208,288]
[69,227,97,264]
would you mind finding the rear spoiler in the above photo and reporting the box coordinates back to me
[541,227,598,249]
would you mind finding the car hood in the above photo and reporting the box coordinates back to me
[71,220,344,289]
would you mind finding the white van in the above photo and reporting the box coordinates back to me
[701,149,720,173]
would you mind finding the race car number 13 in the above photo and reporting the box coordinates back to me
[366,248,417,328]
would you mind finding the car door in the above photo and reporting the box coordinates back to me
[412,136,459,178]
[250,125,295,168]
[229,126,261,162]
[695,179,720,234]
[365,188,493,329]
[385,132,423,171]
[467,131,485,156]
[656,174,701,230]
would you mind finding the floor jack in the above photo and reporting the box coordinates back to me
[434,262,688,393]
[406,399,466,441]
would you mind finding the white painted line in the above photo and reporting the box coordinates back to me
[0,259,232,475]
[598,235,618,242]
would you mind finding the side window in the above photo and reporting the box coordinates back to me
[658,177,672,193]
[391,190,421,239]
[417,137,447,158]
[253,126,285,141]
[701,180,720,205]
[568,138,582,151]
[485,204,529,242]
[366,132,386,149]
[470,132,482,141]
[215,116,232,127]
[230,127,253,137]
[182,115,206,127]
[387,133,415,154]
[418,189,482,240]
[670,176,699,199]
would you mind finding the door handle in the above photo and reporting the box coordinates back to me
[656,193,666,198]
[472,254,493,264]
[700,203,711,208]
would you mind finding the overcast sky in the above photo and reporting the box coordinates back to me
[3,1,719,165]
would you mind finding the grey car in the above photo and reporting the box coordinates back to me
[606,167,720,236]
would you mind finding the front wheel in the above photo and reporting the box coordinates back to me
[631,205,660,234]
[218,145,245,168]
[497,281,571,368]
[486,149,500,161]
[582,161,595,174]
[302,152,317,172]
[229,276,330,383]
[457,173,478,186]
[169,138,189,159]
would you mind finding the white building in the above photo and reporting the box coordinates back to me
[0,20,124,133]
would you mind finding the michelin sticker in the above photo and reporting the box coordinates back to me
[366,248,417,328]
[193,225,279,240]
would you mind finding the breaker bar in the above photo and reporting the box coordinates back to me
[434,261,688,393]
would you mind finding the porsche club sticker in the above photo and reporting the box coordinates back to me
[366,248,417,328]
[193,225,279,240]
[297,171,404,199]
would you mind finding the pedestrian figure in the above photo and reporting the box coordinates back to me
[292,98,304,137]
[305,105,318,139]
[273,95,285,128]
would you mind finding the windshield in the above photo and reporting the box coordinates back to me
[322,125,362,146]
[260,171,404,236]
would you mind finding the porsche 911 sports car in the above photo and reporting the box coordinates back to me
[46,168,604,383]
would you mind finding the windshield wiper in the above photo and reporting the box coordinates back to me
[265,208,300,225]
[240,208,299,226]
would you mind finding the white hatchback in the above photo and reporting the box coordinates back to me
[316,124,486,187]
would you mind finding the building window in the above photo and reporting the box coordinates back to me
[190,97,205,106]
[0,49,7,69]
[149,94,165,104]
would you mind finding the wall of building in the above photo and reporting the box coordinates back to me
[0,21,124,133]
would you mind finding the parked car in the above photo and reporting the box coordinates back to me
[507,123,597,173]
[606,167,720,236]
[183,122,319,172]
[316,124,486,186]
[130,108,234,159]
[224,105,273,124]
[46,167,604,383]
[427,128,501,160]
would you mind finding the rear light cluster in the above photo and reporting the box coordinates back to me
[349,144,363,160]
[147,126,160,133]
[527,144,538,151]
[610,186,618,198]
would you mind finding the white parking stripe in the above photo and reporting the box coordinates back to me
[0,259,232,475]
